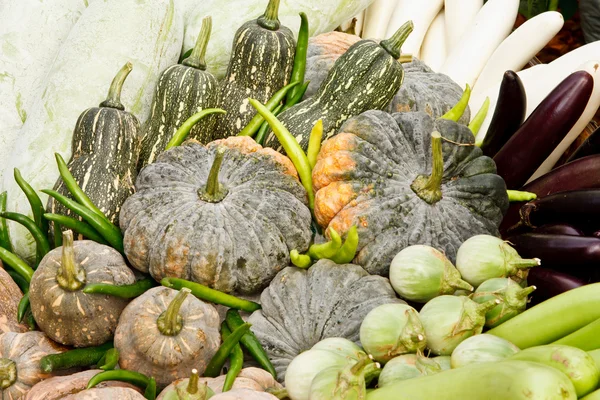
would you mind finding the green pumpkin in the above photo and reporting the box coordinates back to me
[312,110,508,276]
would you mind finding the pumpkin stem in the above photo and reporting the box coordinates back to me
[183,16,211,70]
[198,147,228,203]
[99,62,133,110]
[411,131,444,204]
[380,20,414,60]
[257,0,281,31]
[0,359,17,389]
[265,387,290,399]
[157,288,191,336]
[56,230,86,292]
[186,369,200,394]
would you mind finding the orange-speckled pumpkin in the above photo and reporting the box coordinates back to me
[29,230,135,347]
[312,110,508,275]
[119,136,312,295]
[0,331,68,399]
[114,287,221,389]
[0,265,27,334]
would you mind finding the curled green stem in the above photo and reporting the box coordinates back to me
[183,16,211,70]
[330,225,359,264]
[290,249,312,268]
[469,97,490,136]
[157,288,191,336]
[100,62,132,110]
[380,20,414,59]
[56,230,86,292]
[308,227,343,260]
[411,132,444,204]
[165,109,226,150]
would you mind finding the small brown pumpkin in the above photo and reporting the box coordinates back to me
[62,387,146,400]
[114,287,221,389]
[25,369,142,400]
[0,265,27,334]
[29,230,135,347]
[0,331,67,399]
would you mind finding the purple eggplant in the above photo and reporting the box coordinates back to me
[533,224,585,236]
[567,126,600,163]
[480,71,526,158]
[527,267,586,306]
[493,71,594,189]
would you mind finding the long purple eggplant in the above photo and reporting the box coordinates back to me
[480,71,526,158]
[527,267,586,306]
[532,223,585,236]
[493,71,594,189]
[500,155,600,236]
[566,126,600,163]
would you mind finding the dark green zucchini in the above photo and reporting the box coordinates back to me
[212,0,295,139]
[47,63,140,232]
[263,21,414,152]
[138,16,219,169]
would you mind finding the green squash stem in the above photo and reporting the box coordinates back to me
[157,288,191,336]
[0,358,17,389]
[183,16,211,70]
[257,0,281,31]
[56,230,86,292]
[187,369,200,394]
[290,249,312,268]
[308,228,342,259]
[198,147,228,203]
[99,62,133,110]
[469,97,490,136]
[507,190,537,202]
[441,85,472,122]
[411,132,444,204]
[165,108,226,150]
[380,21,414,59]
[329,225,359,264]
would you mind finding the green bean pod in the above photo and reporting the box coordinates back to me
[83,277,156,299]
[165,108,226,150]
[255,104,284,145]
[204,323,251,378]
[290,249,312,268]
[87,369,150,390]
[17,292,30,323]
[308,228,342,260]
[160,277,261,312]
[221,322,244,392]
[225,309,277,379]
[0,247,34,282]
[13,168,48,236]
[0,212,50,260]
[281,81,310,113]
[285,12,309,104]
[441,85,471,122]
[43,213,108,245]
[41,341,114,373]
[306,120,323,170]
[144,377,157,400]
[6,270,29,293]
[53,221,63,248]
[469,97,490,136]
[330,226,359,264]
[506,190,537,202]
[0,192,12,252]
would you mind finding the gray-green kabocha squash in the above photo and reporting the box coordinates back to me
[247,259,403,381]
[262,21,413,153]
[0,331,68,399]
[29,230,135,347]
[138,16,220,170]
[114,287,221,389]
[46,63,141,232]
[303,31,470,124]
[119,136,312,295]
[212,0,295,139]
[312,110,509,276]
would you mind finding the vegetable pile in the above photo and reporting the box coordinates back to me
[1,0,600,399]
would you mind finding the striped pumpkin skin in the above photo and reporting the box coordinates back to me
[212,20,295,139]
[29,240,135,347]
[138,64,219,170]
[114,287,221,389]
[262,39,405,153]
[0,331,67,400]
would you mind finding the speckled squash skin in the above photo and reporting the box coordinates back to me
[114,287,221,389]
[0,266,27,334]
[29,239,135,347]
[0,331,67,399]
[247,260,403,381]
[119,136,312,295]
[312,111,509,276]
[62,387,146,400]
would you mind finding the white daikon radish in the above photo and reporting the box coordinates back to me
[444,0,483,54]
[440,0,519,88]
[473,11,564,97]
[420,10,446,71]
[528,61,600,182]
[548,40,600,73]
[363,0,397,39]
[385,0,444,58]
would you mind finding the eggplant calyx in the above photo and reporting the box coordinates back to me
[440,262,473,295]
[452,298,498,336]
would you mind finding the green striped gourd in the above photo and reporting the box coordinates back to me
[46,63,140,229]
[262,21,414,153]
[138,16,219,170]
[212,0,295,139]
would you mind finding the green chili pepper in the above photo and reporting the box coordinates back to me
[330,226,359,264]
[99,348,119,371]
[469,97,490,136]
[204,322,251,378]
[285,12,309,104]
[225,309,277,379]
[441,84,471,122]
[165,108,226,150]
[144,377,157,400]
[255,104,284,145]
[290,249,312,268]
[306,119,323,170]
[0,247,34,282]
[308,227,342,260]
[221,322,244,392]
[281,81,310,113]
[87,369,151,391]
[83,277,157,299]
[53,221,63,248]
[17,292,30,323]
[41,341,114,373]
[6,270,29,293]
[238,82,299,137]
[249,98,314,210]
[26,310,35,331]
[0,212,50,262]
[13,168,48,238]
[507,190,537,202]
[43,213,108,245]
[42,190,123,254]
[0,192,13,252]
[161,277,261,313]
